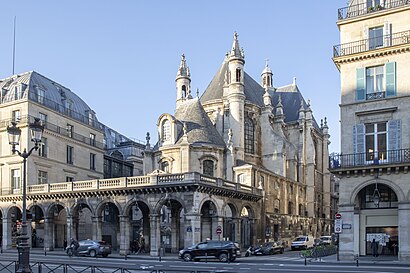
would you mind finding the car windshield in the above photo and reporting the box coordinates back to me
[320,236,331,240]
[294,237,306,242]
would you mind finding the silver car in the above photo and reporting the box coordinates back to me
[66,239,111,257]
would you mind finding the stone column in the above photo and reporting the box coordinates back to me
[338,205,355,260]
[170,212,179,253]
[398,202,410,261]
[149,214,161,256]
[66,215,75,241]
[91,216,102,240]
[43,217,54,251]
[183,213,201,248]
[119,215,129,255]
[233,218,241,245]
[2,218,12,249]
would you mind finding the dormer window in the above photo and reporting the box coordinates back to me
[161,161,169,173]
[203,160,214,176]
[37,88,45,104]
[236,68,241,82]
[162,120,171,141]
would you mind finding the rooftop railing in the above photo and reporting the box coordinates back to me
[333,30,410,57]
[338,0,410,20]
[329,148,410,169]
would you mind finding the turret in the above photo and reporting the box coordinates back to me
[176,54,191,108]
[261,60,273,89]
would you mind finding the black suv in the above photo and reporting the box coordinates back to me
[179,240,241,262]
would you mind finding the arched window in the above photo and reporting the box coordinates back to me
[245,117,255,154]
[162,120,171,141]
[237,173,246,184]
[298,204,304,216]
[262,76,266,86]
[161,161,169,173]
[236,68,241,82]
[288,202,293,214]
[182,85,187,98]
[203,160,214,176]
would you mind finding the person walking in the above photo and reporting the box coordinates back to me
[371,239,379,257]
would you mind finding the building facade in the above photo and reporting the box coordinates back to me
[0,33,332,255]
[331,0,410,261]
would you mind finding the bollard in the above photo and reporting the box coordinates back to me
[304,257,307,266]
[355,254,359,267]
[125,253,127,260]
[44,249,47,256]
[38,263,42,273]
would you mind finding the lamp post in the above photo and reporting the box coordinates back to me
[7,118,44,273]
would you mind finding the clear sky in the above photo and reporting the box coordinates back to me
[0,0,343,152]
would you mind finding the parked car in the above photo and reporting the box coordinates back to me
[319,236,333,245]
[291,235,314,250]
[179,240,241,262]
[258,241,285,255]
[66,239,112,257]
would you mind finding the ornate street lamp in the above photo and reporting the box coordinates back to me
[372,171,381,207]
[7,118,44,273]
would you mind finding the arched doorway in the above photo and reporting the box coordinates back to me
[48,204,66,249]
[127,200,150,254]
[200,201,217,241]
[9,206,22,248]
[75,203,92,241]
[356,182,398,256]
[240,206,254,249]
[223,204,237,242]
[100,202,120,250]
[29,204,44,248]
[160,198,183,253]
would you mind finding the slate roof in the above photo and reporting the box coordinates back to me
[200,59,319,126]
[174,98,226,147]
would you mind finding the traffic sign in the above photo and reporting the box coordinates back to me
[335,213,342,219]
[216,225,222,235]
[334,219,342,233]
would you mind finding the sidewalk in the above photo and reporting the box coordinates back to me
[309,254,410,266]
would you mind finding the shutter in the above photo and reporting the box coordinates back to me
[353,124,365,165]
[356,68,366,101]
[385,62,396,97]
[388,120,401,162]
[384,22,391,47]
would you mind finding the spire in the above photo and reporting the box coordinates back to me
[261,58,273,88]
[176,54,190,79]
[230,32,244,59]
[276,95,284,118]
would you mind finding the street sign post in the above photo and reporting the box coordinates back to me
[335,219,342,233]
[216,225,222,235]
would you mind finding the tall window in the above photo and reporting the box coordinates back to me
[369,26,383,50]
[39,112,47,126]
[366,65,384,95]
[11,169,21,190]
[66,176,74,182]
[37,88,45,104]
[274,199,280,214]
[65,100,73,114]
[236,68,241,82]
[90,133,96,146]
[38,137,47,157]
[67,145,74,164]
[161,161,169,173]
[365,122,387,161]
[203,160,214,176]
[162,120,171,141]
[12,110,21,123]
[66,124,73,138]
[38,171,48,184]
[288,202,293,214]
[182,85,187,98]
[90,153,96,170]
[245,117,255,154]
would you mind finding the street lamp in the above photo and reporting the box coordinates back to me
[7,118,44,273]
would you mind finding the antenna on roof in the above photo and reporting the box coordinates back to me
[12,16,16,75]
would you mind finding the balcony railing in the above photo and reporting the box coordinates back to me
[338,0,410,20]
[366,91,385,100]
[333,30,410,57]
[329,148,410,169]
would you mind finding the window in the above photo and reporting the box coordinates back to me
[288,202,293,214]
[39,113,47,125]
[367,0,381,8]
[66,176,74,182]
[365,122,387,161]
[38,171,48,184]
[90,153,96,170]
[65,100,73,114]
[161,161,169,173]
[37,88,45,104]
[299,204,304,216]
[274,199,280,214]
[38,137,47,157]
[236,68,241,82]
[237,173,246,184]
[369,27,383,50]
[12,110,20,123]
[90,133,96,146]
[244,117,255,154]
[203,160,214,176]
[66,124,73,138]
[182,85,187,98]
[162,120,171,141]
[11,169,21,189]
[356,62,396,101]
[67,145,74,164]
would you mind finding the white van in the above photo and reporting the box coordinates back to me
[291,235,315,250]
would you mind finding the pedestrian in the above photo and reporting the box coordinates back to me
[371,239,378,257]
[139,236,146,254]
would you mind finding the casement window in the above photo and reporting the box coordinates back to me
[67,145,74,164]
[38,137,47,157]
[244,117,255,154]
[38,170,48,184]
[274,199,280,214]
[12,110,21,123]
[90,153,96,170]
[353,120,401,164]
[66,124,73,138]
[356,62,396,101]
[66,176,74,182]
[369,27,383,49]
[37,88,45,104]
[39,113,47,125]
[90,133,96,146]
[161,120,171,142]
[161,161,169,173]
[202,160,214,176]
[11,169,21,190]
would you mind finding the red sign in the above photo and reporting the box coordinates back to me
[335,213,342,219]
[216,226,222,235]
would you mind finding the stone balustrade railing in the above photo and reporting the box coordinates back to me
[24,172,262,196]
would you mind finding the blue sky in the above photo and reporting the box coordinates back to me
[0,1,343,152]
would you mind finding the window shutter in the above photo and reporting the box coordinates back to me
[356,68,366,101]
[385,62,396,97]
[383,22,391,47]
[388,119,401,162]
[353,124,365,165]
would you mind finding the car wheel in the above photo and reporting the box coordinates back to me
[67,249,73,257]
[219,253,228,262]
[245,252,249,257]
[89,249,97,257]
[182,253,192,262]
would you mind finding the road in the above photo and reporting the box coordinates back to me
[1,249,410,273]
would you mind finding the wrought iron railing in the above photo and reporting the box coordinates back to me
[366,91,385,100]
[338,0,410,20]
[329,148,410,169]
[333,30,410,57]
